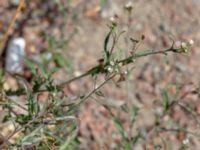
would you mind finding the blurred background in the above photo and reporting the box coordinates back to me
[0,0,200,149]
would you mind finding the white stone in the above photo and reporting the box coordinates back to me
[6,37,26,74]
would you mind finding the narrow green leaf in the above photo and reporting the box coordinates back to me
[103,30,112,63]
[27,92,39,116]
[32,77,43,92]
[131,131,141,145]
[39,64,49,80]
[16,114,31,125]
[161,89,170,113]
[130,106,139,125]
[109,110,129,140]
[54,54,67,68]
[24,58,37,75]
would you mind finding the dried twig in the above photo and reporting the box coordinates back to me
[0,0,25,51]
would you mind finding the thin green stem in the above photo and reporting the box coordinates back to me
[5,47,178,96]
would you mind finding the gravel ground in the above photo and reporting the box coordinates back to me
[1,0,200,149]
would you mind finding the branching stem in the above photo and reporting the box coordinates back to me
[5,47,178,96]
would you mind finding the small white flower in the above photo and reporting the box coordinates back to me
[110,17,115,22]
[107,66,113,73]
[124,70,128,75]
[110,17,117,25]
[115,67,119,73]
[181,42,187,48]
[110,61,115,66]
[189,39,194,46]
[118,62,123,67]
[125,2,134,10]
[182,138,189,145]
[74,71,82,77]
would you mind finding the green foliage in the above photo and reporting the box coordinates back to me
[107,105,141,150]
[24,58,37,76]
[161,88,170,114]
[0,1,195,149]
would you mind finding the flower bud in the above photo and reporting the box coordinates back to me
[109,16,117,27]
[124,2,134,12]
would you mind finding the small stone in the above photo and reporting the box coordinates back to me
[10,0,20,6]
[5,37,26,74]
